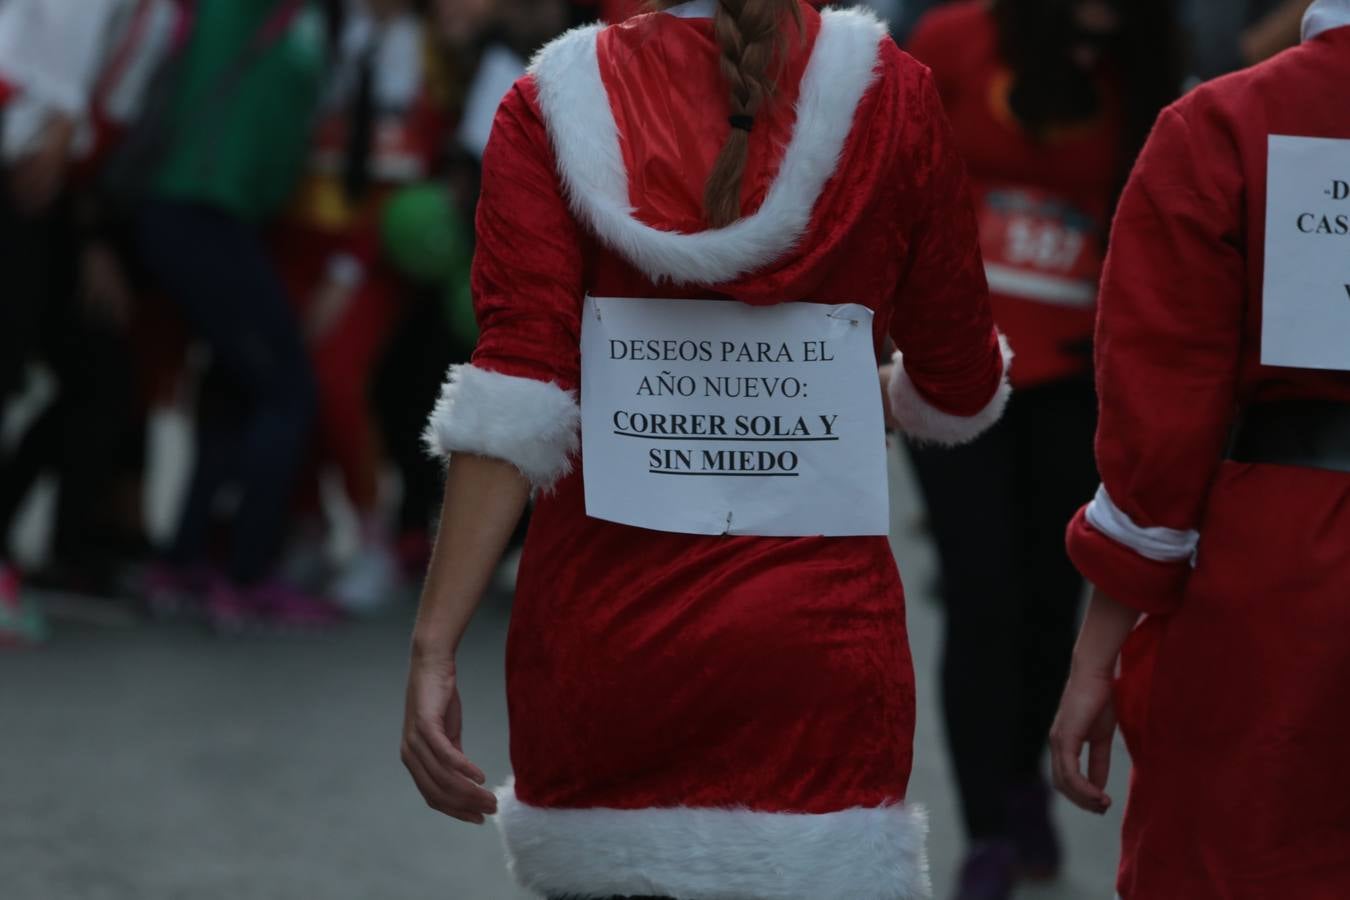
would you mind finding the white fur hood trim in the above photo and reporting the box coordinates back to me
[494,780,932,900]
[889,334,1014,447]
[528,7,888,286]
[423,365,580,492]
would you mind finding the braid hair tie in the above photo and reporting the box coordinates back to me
[728,114,755,132]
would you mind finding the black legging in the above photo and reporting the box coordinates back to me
[0,180,56,406]
[0,315,140,566]
[137,199,317,584]
[908,378,1098,841]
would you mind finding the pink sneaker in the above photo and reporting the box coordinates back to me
[143,563,218,620]
[0,563,46,647]
[206,580,344,635]
[203,580,256,636]
[253,581,345,630]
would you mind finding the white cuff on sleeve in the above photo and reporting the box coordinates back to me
[889,333,1013,447]
[423,365,580,492]
[1084,484,1200,563]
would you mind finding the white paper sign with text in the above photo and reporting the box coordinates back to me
[580,296,889,537]
[1262,135,1350,370]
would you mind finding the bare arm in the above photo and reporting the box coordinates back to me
[401,80,585,825]
[1049,586,1143,813]
[412,453,531,655]
[401,454,531,824]
[410,458,526,655]
[1070,586,1142,676]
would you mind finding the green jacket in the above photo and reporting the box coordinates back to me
[152,0,327,222]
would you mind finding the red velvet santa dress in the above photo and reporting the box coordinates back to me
[1064,2,1350,897]
[424,2,1010,897]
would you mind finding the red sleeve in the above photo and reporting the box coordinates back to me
[422,78,584,489]
[469,78,587,392]
[1066,103,1246,616]
[887,65,1007,443]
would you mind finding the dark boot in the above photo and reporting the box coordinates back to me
[1006,778,1063,880]
[952,840,1017,900]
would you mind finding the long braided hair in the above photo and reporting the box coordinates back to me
[703,0,802,227]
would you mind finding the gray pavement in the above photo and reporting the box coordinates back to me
[0,450,1127,899]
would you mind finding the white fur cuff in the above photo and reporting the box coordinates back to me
[422,365,580,492]
[494,781,931,900]
[1084,484,1200,563]
[888,334,1013,446]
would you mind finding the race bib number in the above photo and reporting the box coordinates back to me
[1262,135,1350,371]
[979,186,1103,308]
[579,296,889,537]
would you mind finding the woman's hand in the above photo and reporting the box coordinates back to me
[400,454,531,824]
[401,652,498,824]
[1049,661,1117,814]
[1049,586,1140,815]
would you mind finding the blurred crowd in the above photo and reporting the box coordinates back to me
[0,0,579,642]
[0,0,1315,647]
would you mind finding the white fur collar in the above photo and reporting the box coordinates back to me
[528,7,887,286]
[1304,0,1350,40]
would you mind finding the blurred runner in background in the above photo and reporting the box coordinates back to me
[273,0,450,615]
[135,0,342,632]
[899,0,1316,78]
[904,2,1181,897]
[0,0,185,642]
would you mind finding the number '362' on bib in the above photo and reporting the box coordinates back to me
[579,296,890,537]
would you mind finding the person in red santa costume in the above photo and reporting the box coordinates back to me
[274,0,450,613]
[399,0,1012,897]
[1050,1,1350,897]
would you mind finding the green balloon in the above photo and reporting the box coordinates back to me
[380,184,468,284]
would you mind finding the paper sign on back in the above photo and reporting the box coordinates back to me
[1262,135,1350,370]
[580,296,890,538]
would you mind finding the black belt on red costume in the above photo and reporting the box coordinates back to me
[1227,399,1350,474]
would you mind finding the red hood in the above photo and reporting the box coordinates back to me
[528,3,898,301]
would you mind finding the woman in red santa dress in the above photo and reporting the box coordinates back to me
[399,0,1012,897]
[1050,1,1350,897]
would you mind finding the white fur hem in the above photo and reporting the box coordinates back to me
[422,365,579,492]
[494,780,932,900]
[528,7,887,286]
[889,334,1013,446]
[1084,484,1200,564]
